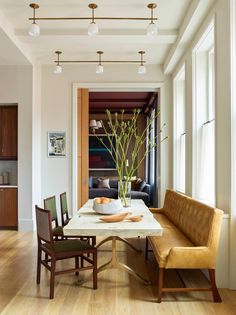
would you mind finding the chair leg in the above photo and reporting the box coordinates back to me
[145,237,149,260]
[93,250,97,290]
[75,256,79,276]
[50,257,56,299]
[208,269,222,303]
[92,236,96,247]
[157,268,164,303]
[36,247,42,284]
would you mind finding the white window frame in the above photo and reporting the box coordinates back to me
[173,65,186,193]
[192,20,216,206]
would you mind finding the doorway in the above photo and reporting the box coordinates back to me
[72,83,162,213]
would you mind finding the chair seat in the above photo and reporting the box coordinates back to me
[43,239,93,253]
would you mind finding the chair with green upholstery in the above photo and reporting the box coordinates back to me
[60,192,96,246]
[60,192,70,226]
[44,195,63,239]
[35,205,97,299]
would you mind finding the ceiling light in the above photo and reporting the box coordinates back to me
[96,51,104,74]
[28,3,40,36]
[53,51,62,74]
[146,3,158,36]
[28,3,157,36]
[88,3,99,36]
[53,51,146,73]
[138,51,146,74]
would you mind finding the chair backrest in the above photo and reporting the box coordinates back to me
[35,205,53,244]
[44,196,58,225]
[60,192,69,226]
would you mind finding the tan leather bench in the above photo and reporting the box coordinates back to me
[146,189,223,303]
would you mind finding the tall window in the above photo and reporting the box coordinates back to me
[193,22,215,206]
[173,66,186,193]
[145,101,159,207]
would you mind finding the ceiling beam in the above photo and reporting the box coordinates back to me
[16,28,178,44]
[143,92,157,113]
[163,0,214,74]
[0,10,33,64]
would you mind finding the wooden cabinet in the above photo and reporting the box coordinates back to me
[0,106,18,160]
[0,188,18,229]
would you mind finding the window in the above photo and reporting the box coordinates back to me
[173,66,186,193]
[193,22,215,206]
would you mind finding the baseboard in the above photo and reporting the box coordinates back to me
[18,219,35,231]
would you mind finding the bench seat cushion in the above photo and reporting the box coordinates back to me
[153,213,176,229]
[148,224,194,268]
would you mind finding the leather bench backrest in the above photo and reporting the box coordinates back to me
[163,190,215,246]
[163,190,187,226]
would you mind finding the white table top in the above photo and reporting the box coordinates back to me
[63,199,163,238]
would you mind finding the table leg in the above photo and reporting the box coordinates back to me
[96,236,142,253]
[97,237,150,285]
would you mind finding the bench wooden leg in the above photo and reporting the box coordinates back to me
[208,269,222,303]
[157,267,164,303]
[75,256,79,276]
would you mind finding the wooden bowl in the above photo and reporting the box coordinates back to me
[128,215,144,222]
[93,198,123,214]
[99,212,131,223]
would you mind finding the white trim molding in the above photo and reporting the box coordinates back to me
[230,0,236,290]
[72,82,164,213]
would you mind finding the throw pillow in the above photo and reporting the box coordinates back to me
[97,178,110,189]
[131,177,141,190]
[135,179,146,192]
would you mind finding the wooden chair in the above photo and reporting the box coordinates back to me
[60,192,96,246]
[44,196,63,239]
[35,205,97,299]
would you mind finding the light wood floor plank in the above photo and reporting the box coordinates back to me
[0,232,235,315]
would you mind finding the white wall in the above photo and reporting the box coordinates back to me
[169,0,232,288]
[41,64,171,217]
[0,65,33,230]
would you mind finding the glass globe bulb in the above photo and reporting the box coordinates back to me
[96,64,104,74]
[53,65,62,74]
[28,23,40,37]
[88,22,99,36]
[146,22,158,36]
[138,65,146,74]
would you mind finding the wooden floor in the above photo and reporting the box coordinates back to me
[0,231,235,315]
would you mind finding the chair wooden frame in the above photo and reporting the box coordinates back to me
[59,192,96,247]
[36,205,97,299]
[44,195,63,239]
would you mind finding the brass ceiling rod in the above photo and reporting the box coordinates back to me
[28,3,157,22]
[54,60,146,64]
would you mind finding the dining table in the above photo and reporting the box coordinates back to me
[63,199,163,284]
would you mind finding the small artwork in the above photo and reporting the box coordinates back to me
[48,131,66,157]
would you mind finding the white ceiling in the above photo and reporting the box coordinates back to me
[0,0,193,65]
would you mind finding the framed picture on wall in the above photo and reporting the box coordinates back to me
[48,131,66,157]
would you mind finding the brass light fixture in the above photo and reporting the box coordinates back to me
[53,51,62,74]
[138,51,146,74]
[53,51,146,75]
[96,51,104,74]
[147,3,158,36]
[28,3,40,36]
[28,3,157,37]
[88,3,99,36]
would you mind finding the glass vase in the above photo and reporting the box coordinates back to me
[118,180,131,208]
